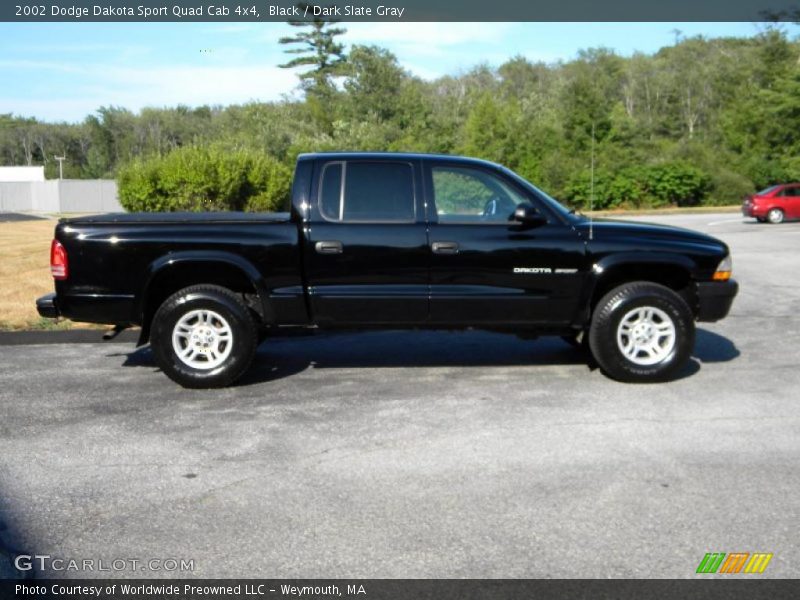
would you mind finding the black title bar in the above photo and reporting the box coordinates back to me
[2,0,799,22]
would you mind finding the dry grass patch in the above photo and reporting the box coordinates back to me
[0,219,100,330]
[587,204,742,217]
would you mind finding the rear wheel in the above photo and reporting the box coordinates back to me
[589,282,695,383]
[767,208,785,224]
[151,285,257,388]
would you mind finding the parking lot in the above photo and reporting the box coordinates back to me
[0,212,798,578]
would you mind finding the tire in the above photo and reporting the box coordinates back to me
[150,284,258,388]
[588,282,695,383]
[767,208,784,224]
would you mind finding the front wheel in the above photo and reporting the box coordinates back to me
[588,282,695,383]
[150,285,258,388]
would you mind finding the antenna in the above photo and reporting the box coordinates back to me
[589,122,595,241]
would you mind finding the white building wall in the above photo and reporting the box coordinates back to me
[0,166,45,182]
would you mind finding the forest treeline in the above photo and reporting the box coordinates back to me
[1,29,799,210]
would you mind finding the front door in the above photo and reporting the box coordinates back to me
[303,158,429,326]
[425,162,587,326]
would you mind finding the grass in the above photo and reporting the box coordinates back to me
[587,204,741,216]
[0,219,101,331]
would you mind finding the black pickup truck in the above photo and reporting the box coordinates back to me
[36,152,738,388]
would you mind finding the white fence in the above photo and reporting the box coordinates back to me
[0,180,122,213]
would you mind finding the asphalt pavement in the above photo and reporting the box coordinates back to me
[0,212,48,222]
[0,212,797,579]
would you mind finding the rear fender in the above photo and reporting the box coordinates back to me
[135,251,274,346]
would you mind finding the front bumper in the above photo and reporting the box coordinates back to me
[696,280,738,322]
[36,293,59,319]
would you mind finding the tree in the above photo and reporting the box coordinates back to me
[279,4,347,95]
[343,46,406,120]
[278,4,347,133]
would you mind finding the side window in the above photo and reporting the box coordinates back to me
[432,166,528,223]
[318,161,415,222]
[785,187,800,197]
[319,163,343,220]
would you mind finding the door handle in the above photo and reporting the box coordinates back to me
[431,241,459,254]
[315,240,343,254]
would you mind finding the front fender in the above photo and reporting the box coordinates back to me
[573,252,697,326]
[593,252,697,277]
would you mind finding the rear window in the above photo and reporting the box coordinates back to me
[756,185,781,195]
[319,163,344,220]
[318,161,415,222]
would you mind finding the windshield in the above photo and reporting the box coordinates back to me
[498,165,578,221]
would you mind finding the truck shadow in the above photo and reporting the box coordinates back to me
[117,327,739,386]
[693,328,740,363]
[0,505,35,579]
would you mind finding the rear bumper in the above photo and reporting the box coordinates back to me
[742,203,765,218]
[35,292,135,324]
[36,293,59,319]
[696,280,738,322]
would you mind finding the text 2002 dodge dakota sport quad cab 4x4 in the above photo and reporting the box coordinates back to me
[36,153,738,388]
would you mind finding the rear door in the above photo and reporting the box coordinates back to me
[303,158,429,325]
[424,162,586,326]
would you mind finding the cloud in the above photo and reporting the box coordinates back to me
[343,22,512,48]
[0,98,97,122]
[1,63,300,121]
[80,65,299,112]
[0,59,84,73]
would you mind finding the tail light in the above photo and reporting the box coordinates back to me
[50,239,68,280]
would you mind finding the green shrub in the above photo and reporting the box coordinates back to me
[707,169,755,205]
[643,162,711,207]
[564,162,711,210]
[118,145,292,212]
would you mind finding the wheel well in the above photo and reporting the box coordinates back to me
[139,263,262,342]
[590,264,695,315]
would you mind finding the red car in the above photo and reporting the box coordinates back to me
[742,183,800,223]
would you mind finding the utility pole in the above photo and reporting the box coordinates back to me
[54,155,66,179]
[589,122,595,241]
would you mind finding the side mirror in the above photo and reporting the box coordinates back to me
[512,203,547,227]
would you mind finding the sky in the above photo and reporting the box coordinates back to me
[0,21,797,122]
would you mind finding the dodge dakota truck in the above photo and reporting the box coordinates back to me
[36,153,738,388]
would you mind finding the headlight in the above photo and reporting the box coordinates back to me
[712,255,732,281]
